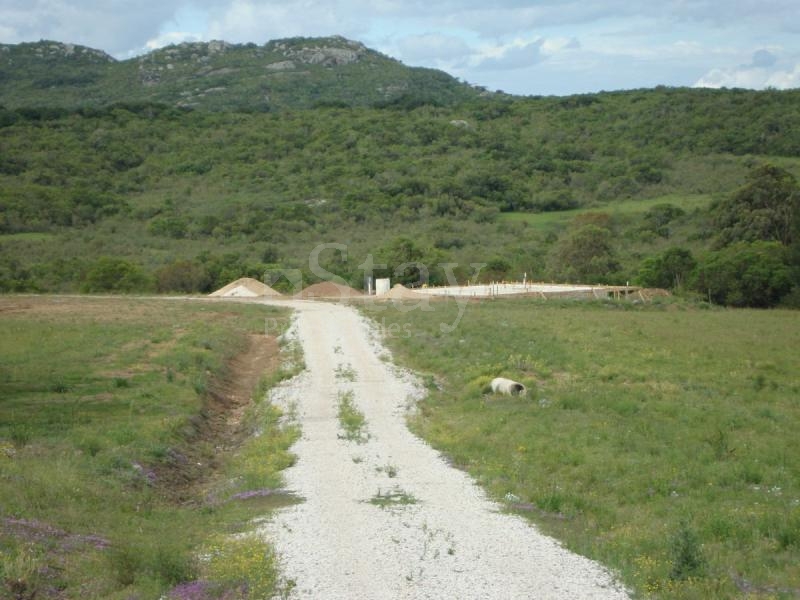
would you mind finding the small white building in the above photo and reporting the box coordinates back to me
[375,278,391,296]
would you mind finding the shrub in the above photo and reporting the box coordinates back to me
[156,260,211,293]
[81,257,152,293]
[669,521,706,580]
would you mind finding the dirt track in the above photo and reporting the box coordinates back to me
[260,300,630,599]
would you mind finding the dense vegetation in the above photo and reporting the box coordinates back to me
[369,299,800,599]
[1,38,800,306]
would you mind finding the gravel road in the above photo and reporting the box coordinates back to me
[260,300,630,599]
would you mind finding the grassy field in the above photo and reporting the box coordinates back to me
[364,298,800,599]
[499,194,713,234]
[0,296,298,599]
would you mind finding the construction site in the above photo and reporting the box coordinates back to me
[208,277,668,302]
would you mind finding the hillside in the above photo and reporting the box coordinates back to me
[0,37,481,111]
[0,38,799,306]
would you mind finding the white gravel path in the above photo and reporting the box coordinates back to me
[259,300,630,600]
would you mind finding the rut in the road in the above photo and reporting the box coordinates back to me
[261,301,630,600]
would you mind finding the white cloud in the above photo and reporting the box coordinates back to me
[695,67,764,89]
[751,48,778,68]
[765,64,800,88]
[0,0,179,55]
[473,39,546,71]
[695,49,799,89]
[204,0,370,44]
[540,37,581,55]
[144,31,204,51]
[395,33,473,65]
[0,24,17,41]
[695,63,800,89]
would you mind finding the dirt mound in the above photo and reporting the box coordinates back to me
[640,288,671,299]
[295,281,363,299]
[382,283,427,300]
[209,277,282,298]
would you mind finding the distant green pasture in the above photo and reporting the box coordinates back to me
[500,194,713,232]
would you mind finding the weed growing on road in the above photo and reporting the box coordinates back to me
[376,464,399,478]
[334,363,357,381]
[369,488,417,509]
[337,390,369,443]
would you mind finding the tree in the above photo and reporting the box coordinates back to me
[642,204,685,238]
[484,256,512,281]
[695,241,792,307]
[547,224,620,283]
[378,237,427,286]
[714,164,800,247]
[637,247,697,290]
[155,260,211,293]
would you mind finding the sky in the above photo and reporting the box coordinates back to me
[1,1,799,96]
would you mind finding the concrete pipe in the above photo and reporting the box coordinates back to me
[490,377,527,396]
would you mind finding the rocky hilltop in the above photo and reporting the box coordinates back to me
[0,36,480,111]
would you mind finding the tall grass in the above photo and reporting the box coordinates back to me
[0,297,295,599]
[365,298,800,599]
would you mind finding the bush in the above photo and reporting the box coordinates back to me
[81,257,152,293]
[156,260,211,293]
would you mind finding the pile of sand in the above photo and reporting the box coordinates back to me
[295,281,363,299]
[381,283,427,300]
[209,277,282,298]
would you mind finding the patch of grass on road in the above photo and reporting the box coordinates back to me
[0,296,296,599]
[368,488,417,509]
[337,390,369,443]
[364,298,800,599]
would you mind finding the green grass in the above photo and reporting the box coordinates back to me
[364,298,800,599]
[499,194,713,233]
[0,296,297,599]
[368,488,417,509]
[336,390,369,443]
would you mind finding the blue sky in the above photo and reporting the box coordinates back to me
[1,0,798,95]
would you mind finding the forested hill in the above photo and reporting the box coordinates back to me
[0,39,799,307]
[0,37,481,111]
